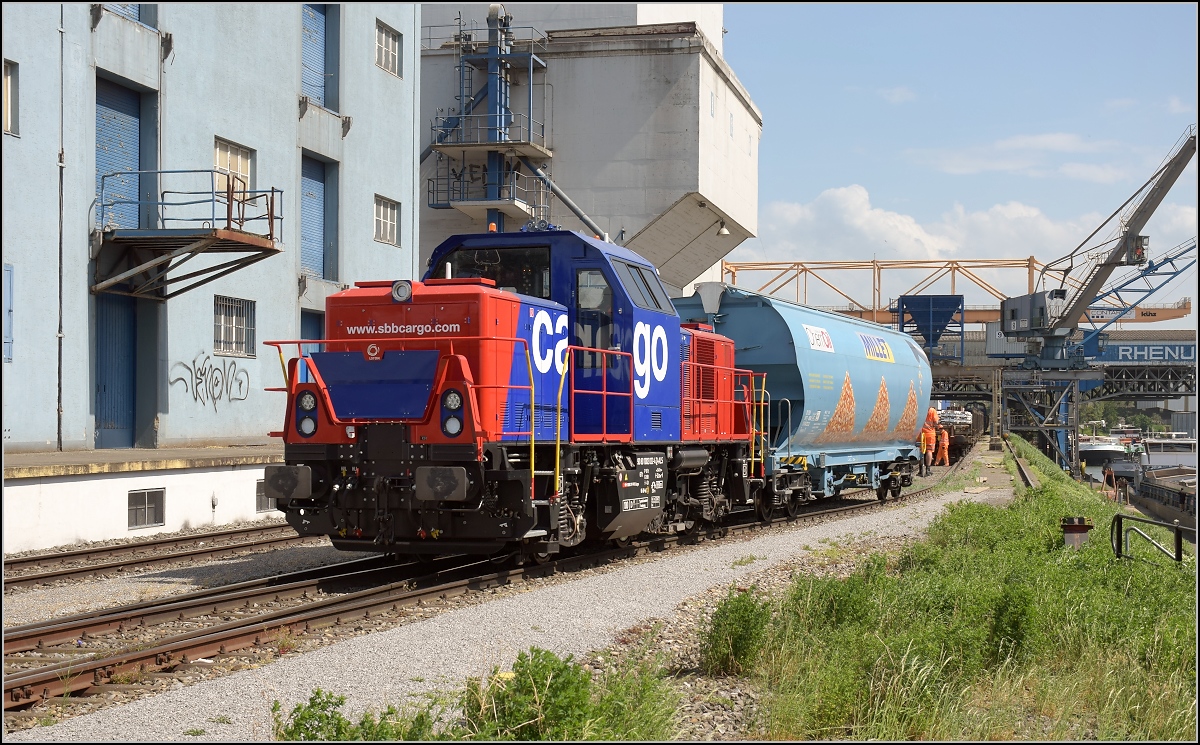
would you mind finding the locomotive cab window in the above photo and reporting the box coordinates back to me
[442,246,550,300]
[575,269,614,369]
[614,259,673,313]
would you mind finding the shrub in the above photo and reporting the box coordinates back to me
[461,647,595,740]
[701,586,772,675]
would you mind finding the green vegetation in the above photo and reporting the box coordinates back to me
[700,587,772,676]
[731,554,765,567]
[272,641,679,741]
[1080,401,1171,434]
[183,728,206,736]
[737,434,1196,740]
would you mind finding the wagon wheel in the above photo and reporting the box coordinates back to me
[876,482,890,501]
[785,494,801,519]
[889,479,902,499]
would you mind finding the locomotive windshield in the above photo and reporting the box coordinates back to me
[441,246,551,300]
[613,259,674,313]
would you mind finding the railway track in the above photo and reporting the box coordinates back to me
[3,524,318,590]
[3,457,970,712]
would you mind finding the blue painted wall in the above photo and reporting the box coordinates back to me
[1,3,421,451]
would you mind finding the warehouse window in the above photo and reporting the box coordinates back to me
[128,488,164,529]
[3,60,17,135]
[214,138,252,197]
[374,195,399,245]
[214,295,256,357]
[3,264,12,362]
[376,21,402,77]
[729,112,734,138]
[256,479,276,513]
[709,91,714,117]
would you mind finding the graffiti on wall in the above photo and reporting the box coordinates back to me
[169,352,251,411]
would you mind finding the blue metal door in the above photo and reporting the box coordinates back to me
[95,77,141,230]
[300,156,326,277]
[95,294,136,448]
[299,310,324,384]
[95,77,141,448]
[301,4,326,106]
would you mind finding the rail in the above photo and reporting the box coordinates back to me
[552,346,636,498]
[1110,513,1195,563]
[680,358,762,443]
[264,335,538,499]
[432,112,547,150]
[97,169,283,240]
[747,373,769,478]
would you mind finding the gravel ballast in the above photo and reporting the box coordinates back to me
[7,457,1016,742]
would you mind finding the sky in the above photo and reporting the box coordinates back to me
[720,3,1198,330]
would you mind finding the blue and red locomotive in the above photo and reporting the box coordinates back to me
[264,229,931,559]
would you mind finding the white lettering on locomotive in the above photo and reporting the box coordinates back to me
[634,322,669,399]
[532,309,569,375]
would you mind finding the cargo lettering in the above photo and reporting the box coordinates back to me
[346,322,461,335]
[532,309,569,375]
[634,322,669,399]
[857,333,894,363]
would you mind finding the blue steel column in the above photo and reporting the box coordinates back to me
[485,11,512,232]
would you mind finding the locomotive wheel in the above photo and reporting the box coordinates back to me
[756,494,774,523]
[530,551,553,565]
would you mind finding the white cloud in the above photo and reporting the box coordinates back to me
[1168,96,1193,114]
[878,86,916,104]
[994,133,1112,153]
[727,186,1197,310]
[907,132,1122,180]
[1105,98,1137,110]
[1057,162,1126,184]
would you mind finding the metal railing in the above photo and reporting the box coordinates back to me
[432,111,547,150]
[1110,512,1195,563]
[97,169,283,240]
[427,160,550,220]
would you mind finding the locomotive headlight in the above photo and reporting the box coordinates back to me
[442,389,463,411]
[298,391,317,411]
[298,416,317,436]
[443,416,463,437]
[391,279,413,303]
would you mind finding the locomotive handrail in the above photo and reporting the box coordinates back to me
[681,359,759,441]
[552,345,636,499]
[263,334,539,500]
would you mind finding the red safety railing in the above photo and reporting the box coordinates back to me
[554,345,635,445]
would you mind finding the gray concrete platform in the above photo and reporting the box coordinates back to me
[2,444,283,480]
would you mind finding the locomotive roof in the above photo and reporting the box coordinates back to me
[424,230,658,278]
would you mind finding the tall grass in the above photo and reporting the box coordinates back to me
[755,435,1196,740]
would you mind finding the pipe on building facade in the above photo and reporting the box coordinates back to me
[56,3,65,450]
[516,155,608,242]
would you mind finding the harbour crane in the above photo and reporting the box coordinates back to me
[1001,126,1196,369]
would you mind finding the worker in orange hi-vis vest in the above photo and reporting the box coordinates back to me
[919,426,936,476]
[934,425,950,467]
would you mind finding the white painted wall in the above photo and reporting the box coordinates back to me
[2,466,271,554]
